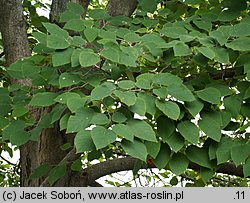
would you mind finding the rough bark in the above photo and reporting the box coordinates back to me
[0,0,30,65]
[106,0,138,17]
[0,0,39,187]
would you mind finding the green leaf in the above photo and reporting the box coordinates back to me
[118,80,135,90]
[55,92,81,104]
[167,84,195,102]
[177,121,199,144]
[29,92,57,107]
[2,120,30,146]
[47,35,70,50]
[122,140,147,162]
[135,79,152,89]
[59,72,81,88]
[79,50,101,67]
[71,159,82,171]
[216,137,234,164]
[153,87,168,99]
[75,130,95,153]
[231,23,250,37]
[196,87,221,104]
[241,103,250,118]
[84,27,99,42]
[153,73,182,86]
[129,97,146,116]
[124,32,141,42]
[60,10,80,23]
[127,120,157,142]
[64,19,85,32]
[160,26,188,38]
[155,100,180,120]
[136,73,154,89]
[153,144,171,170]
[60,113,70,131]
[244,85,250,99]
[224,96,241,118]
[43,22,69,38]
[186,146,212,169]
[173,42,191,56]
[12,105,29,117]
[193,19,212,31]
[91,126,116,149]
[207,83,232,97]
[139,0,158,13]
[243,156,250,177]
[67,97,87,113]
[180,0,202,4]
[138,93,157,116]
[48,164,67,186]
[145,141,161,159]
[112,112,127,123]
[213,47,230,64]
[30,164,52,179]
[30,127,45,142]
[226,37,250,51]
[52,48,73,67]
[0,89,11,116]
[231,143,250,167]
[157,116,175,141]
[165,132,184,153]
[89,9,109,20]
[112,124,134,142]
[199,113,221,142]
[90,113,109,125]
[71,49,81,67]
[0,116,9,130]
[185,99,204,117]
[67,108,95,133]
[114,90,137,106]
[209,142,217,160]
[169,153,189,175]
[200,168,214,183]
[7,60,40,79]
[197,46,215,60]
[91,82,116,101]
[101,48,120,63]
[67,2,84,14]
[50,104,66,124]
[72,36,86,46]
[209,30,228,46]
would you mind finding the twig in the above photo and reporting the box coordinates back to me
[0,155,16,166]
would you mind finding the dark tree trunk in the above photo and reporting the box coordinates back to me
[0,0,40,187]
[106,0,138,17]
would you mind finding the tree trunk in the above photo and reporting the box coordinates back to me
[106,0,138,17]
[0,0,40,187]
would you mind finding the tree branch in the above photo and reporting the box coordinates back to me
[83,157,245,185]
[184,68,235,82]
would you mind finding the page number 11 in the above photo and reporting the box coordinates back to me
[235,191,245,200]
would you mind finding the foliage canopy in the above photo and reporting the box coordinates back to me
[1,0,250,186]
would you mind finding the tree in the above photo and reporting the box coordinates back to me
[0,0,250,187]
